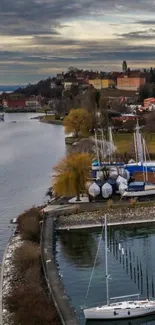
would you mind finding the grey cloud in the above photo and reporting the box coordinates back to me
[116,28,155,39]
[136,20,155,25]
[0,0,155,36]
[1,0,155,84]
[1,38,155,63]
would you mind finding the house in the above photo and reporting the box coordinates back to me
[26,96,40,108]
[101,77,116,88]
[64,78,79,90]
[89,78,102,89]
[81,77,90,89]
[88,76,116,89]
[117,72,146,90]
[3,96,26,109]
[75,70,84,80]
[144,98,155,107]
[113,114,138,122]
[56,73,64,81]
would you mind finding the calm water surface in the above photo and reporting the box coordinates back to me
[0,113,65,260]
[56,224,155,325]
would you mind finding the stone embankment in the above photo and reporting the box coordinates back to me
[1,234,23,325]
[56,204,155,229]
[41,205,80,325]
[0,204,80,325]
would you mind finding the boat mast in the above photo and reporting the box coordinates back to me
[105,215,110,305]
[143,138,148,182]
[135,120,143,164]
[133,132,138,163]
[108,126,113,164]
[94,129,101,171]
[101,129,105,160]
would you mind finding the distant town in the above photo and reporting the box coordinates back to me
[1,61,155,117]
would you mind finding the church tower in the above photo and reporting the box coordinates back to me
[122,61,127,73]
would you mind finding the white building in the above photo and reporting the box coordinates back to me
[26,99,39,107]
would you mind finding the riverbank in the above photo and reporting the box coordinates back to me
[2,234,23,325]
[39,115,63,125]
[5,109,40,113]
[56,204,155,229]
[2,207,61,325]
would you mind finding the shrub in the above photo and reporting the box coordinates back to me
[13,242,40,275]
[72,204,81,214]
[24,264,41,287]
[129,198,137,207]
[106,199,114,208]
[6,246,60,325]
[6,281,59,325]
[17,207,42,242]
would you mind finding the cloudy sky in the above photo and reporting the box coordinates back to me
[1,0,155,85]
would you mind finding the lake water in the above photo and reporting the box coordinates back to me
[0,113,65,260]
[56,224,155,325]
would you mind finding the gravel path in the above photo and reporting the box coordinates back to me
[56,205,155,229]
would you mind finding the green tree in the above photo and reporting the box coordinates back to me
[138,84,149,102]
[95,91,100,109]
[53,152,92,201]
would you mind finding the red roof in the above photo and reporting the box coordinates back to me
[109,72,122,78]
[118,72,146,78]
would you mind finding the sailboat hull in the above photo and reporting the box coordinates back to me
[122,188,155,198]
[84,300,155,320]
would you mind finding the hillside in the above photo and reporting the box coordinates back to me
[14,78,63,99]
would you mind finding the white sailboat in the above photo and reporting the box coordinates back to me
[123,136,155,198]
[125,121,155,175]
[83,216,155,320]
[92,127,124,171]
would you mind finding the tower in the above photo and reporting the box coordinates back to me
[122,61,127,73]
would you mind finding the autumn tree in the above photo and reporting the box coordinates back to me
[63,108,92,137]
[53,152,92,201]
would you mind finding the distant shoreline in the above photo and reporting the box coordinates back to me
[4,109,40,113]
[39,115,63,125]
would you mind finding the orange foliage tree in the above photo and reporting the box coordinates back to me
[53,152,92,201]
[63,108,92,137]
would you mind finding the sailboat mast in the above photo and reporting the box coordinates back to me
[143,138,148,182]
[105,215,110,305]
[108,127,112,164]
[135,120,143,164]
[95,129,101,171]
[133,132,138,163]
[101,129,105,160]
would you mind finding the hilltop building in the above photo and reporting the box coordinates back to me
[117,72,146,91]
[122,61,128,73]
[88,75,116,89]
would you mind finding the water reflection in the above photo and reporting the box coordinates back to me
[56,225,155,325]
[58,230,100,267]
[86,314,155,325]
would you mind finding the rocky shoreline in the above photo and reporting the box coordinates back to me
[39,116,63,125]
[56,204,155,229]
[2,235,23,325]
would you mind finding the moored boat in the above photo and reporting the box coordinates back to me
[83,216,155,321]
[84,299,155,320]
[122,181,155,198]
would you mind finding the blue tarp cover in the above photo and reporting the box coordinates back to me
[128,181,145,191]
